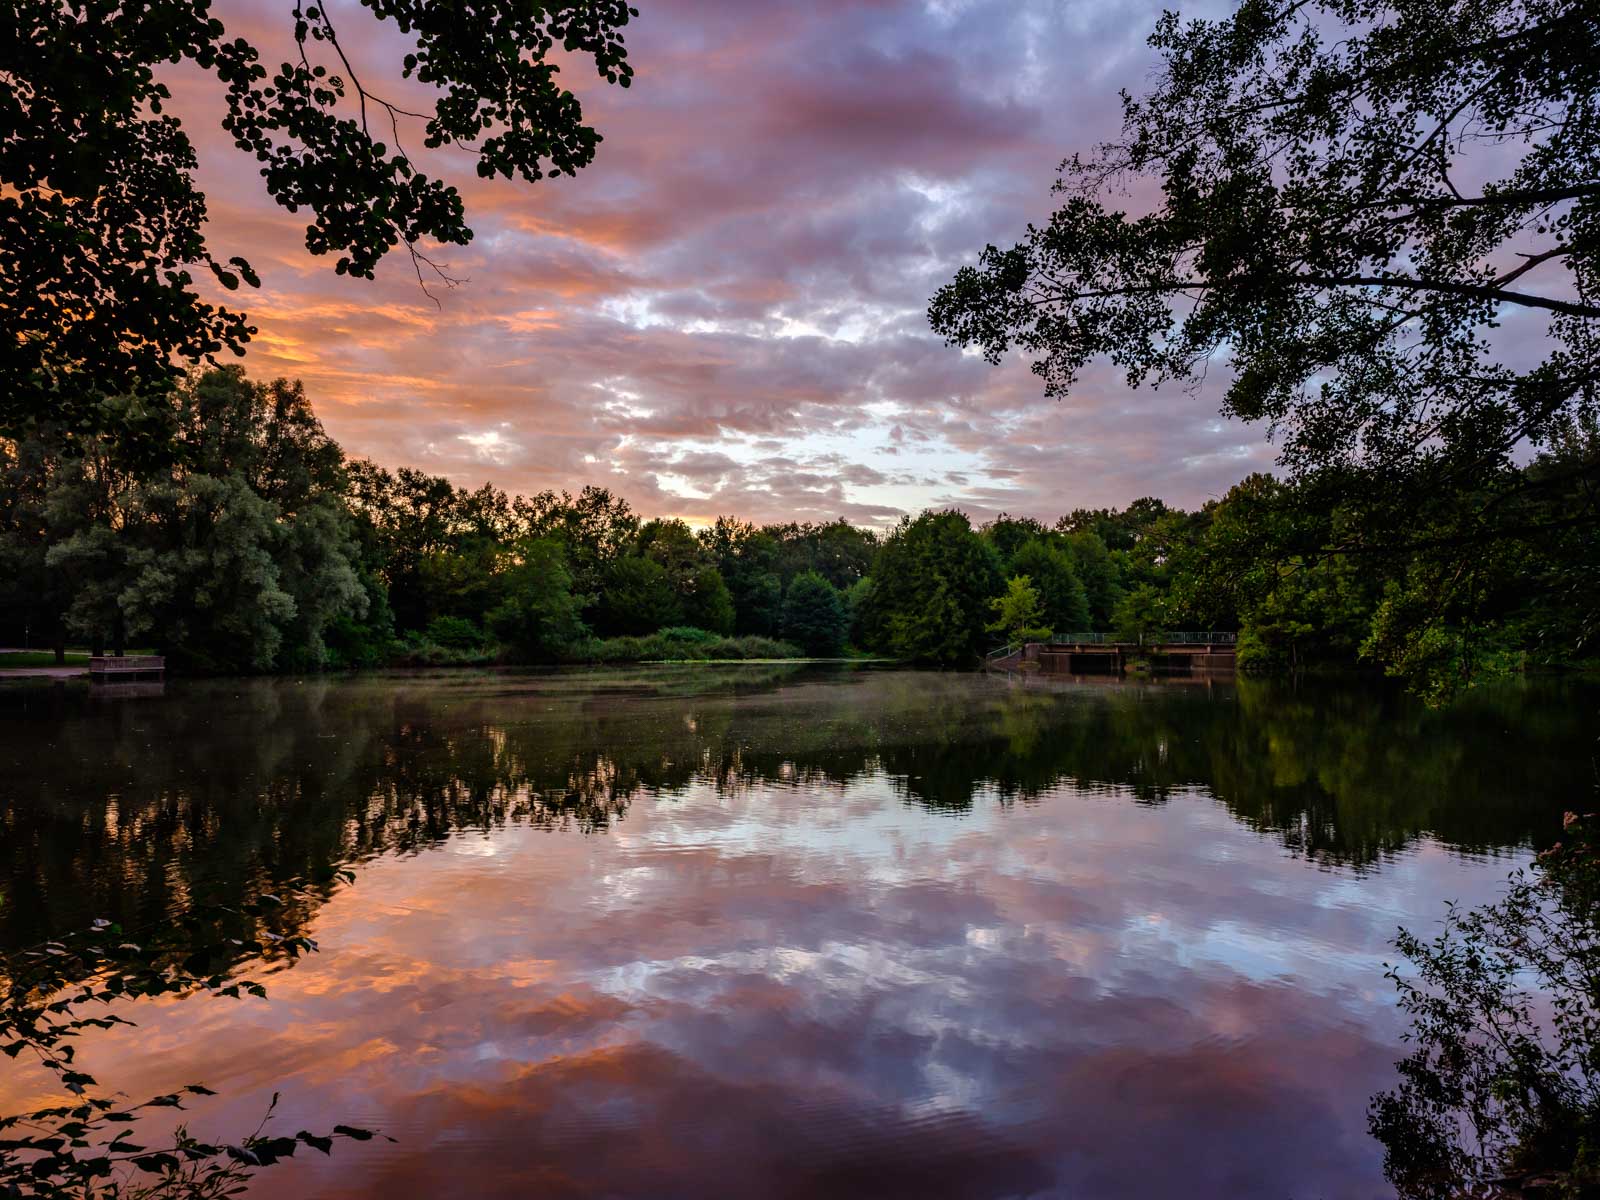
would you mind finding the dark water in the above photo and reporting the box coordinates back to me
[1,666,1596,1198]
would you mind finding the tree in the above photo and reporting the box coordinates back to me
[1061,530,1122,629]
[115,370,366,670]
[1111,583,1168,644]
[519,485,639,610]
[486,537,587,661]
[768,519,878,590]
[779,571,848,656]
[681,564,736,635]
[987,575,1049,646]
[931,0,1600,692]
[862,511,1003,665]
[14,368,367,671]
[1,0,639,448]
[345,461,466,633]
[979,514,1048,564]
[1008,539,1090,633]
[635,517,734,633]
[1370,813,1600,1199]
[595,555,680,636]
[701,516,783,635]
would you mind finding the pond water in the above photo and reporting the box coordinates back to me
[1,666,1596,1198]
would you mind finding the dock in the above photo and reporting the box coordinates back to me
[988,633,1236,674]
[89,655,166,680]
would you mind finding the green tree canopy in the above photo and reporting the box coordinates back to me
[596,555,680,636]
[862,511,1002,665]
[779,571,848,657]
[700,516,783,635]
[1008,539,1090,634]
[931,0,1600,689]
[486,537,588,661]
[987,574,1049,646]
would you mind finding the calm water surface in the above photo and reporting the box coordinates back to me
[2,666,1597,1198]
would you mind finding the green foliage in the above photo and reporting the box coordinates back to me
[0,0,638,451]
[1370,814,1600,1199]
[987,575,1049,646]
[485,538,588,662]
[1061,531,1122,629]
[596,555,681,636]
[569,631,803,662]
[862,511,1003,665]
[323,568,398,669]
[423,615,486,651]
[681,565,736,636]
[931,0,1600,697]
[779,571,849,657]
[700,517,784,636]
[1008,539,1090,633]
[11,368,368,672]
[765,519,878,591]
[979,514,1049,564]
[842,576,873,647]
[1111,583,1168,643]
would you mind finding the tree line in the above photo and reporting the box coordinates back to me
[1,367,1592,690]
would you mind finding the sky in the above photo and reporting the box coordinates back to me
[180,0,1273,528]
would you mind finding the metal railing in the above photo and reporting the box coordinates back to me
[1048,632,1237,646]
[985,643,1021,660]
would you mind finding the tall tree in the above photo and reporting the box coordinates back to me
[932,0,1600,689]
[0,0,639,448]
[701,516,783,635]
[779,571,848,656]
[1009,539,1091,633]
[486,537,588,661]
[862,511,1002,665]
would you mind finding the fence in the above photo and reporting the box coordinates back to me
[1048,632,1237,646]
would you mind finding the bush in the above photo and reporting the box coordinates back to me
[424,615,486,650]
[389,631,498,667]
[656,625,720,644]
[565,632,803,662]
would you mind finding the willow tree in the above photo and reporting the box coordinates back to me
[0,0,638,449]
[931,0,1599,690]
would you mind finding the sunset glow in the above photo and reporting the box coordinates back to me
[174,0,1271,527]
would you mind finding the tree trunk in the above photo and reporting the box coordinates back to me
[53,625,65,665]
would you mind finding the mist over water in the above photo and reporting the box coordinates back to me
[2,667,1595,1197]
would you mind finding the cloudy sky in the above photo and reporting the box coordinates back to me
[183,0,1272,527]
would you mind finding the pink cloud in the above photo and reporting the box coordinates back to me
[162,0,1269,526]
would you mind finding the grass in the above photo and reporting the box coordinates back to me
[0,651,90,667]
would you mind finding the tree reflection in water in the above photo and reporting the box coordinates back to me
[0,666,1594,1198]
[3,667,1588,951]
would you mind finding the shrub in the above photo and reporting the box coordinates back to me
[423,615,485,650]
[565,633,802,662]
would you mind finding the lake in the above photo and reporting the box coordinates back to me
[2,666,1596,1198]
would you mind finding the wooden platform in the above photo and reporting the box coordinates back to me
[990,638,1236,675]
[89,655,165,680]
